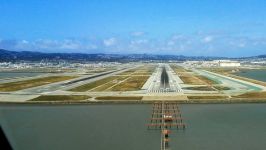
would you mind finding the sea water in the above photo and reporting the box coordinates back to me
[1,104,266,150]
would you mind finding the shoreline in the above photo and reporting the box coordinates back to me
[1,98,266,105]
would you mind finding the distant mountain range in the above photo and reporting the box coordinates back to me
[0,49,265,62]
[257,55,266,58]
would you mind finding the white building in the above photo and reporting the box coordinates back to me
[218,60,241,67]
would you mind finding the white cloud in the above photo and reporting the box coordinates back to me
[171,35,184,40]
[131,31,145,37]
[21,40,29,44]
[60,40,81,50]
[103,38,117,47]
[166,34,190,46]
[33,39,59,49]
[167,41,175,46]
[86,44,98,49]
[0,38,103,53]
[237,43,246,48]
[202,36,213,43]
[130,39,148,45]
[1,33,266,56]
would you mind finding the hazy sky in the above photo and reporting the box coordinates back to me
[1,0,266,57]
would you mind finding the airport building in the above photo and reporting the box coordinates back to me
[218,60,241,67]
[183,60,241,67]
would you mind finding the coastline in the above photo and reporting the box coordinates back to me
[1,98,266,105]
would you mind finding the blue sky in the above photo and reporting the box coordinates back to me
[0,0,266,57]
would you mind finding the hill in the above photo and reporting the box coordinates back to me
[0,49,263,62]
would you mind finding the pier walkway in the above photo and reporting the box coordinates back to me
[147,102,186,150]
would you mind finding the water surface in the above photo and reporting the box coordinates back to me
[236,69,266,82]
[1,104,266,150]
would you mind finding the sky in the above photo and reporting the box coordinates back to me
[0,0,266,57]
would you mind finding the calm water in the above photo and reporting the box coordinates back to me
[236,70,266,82]
[1,104,266,150]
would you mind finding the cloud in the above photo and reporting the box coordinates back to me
[167,41,175,46]
[33,39,59,49]
[60,40,81,50]
[130,39,148,45]
[128,39,150,53]
[171,35,185,40]
[103,38,117,47]
[1,33,266,56]
[0,38,101,53]
[131,31,145,37]
[202,36,213,43]
[21,40,29,44]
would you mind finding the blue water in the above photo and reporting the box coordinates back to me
[236,70,266,82]
[1,104,266,150]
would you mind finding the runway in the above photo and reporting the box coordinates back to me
[146,64,183,93]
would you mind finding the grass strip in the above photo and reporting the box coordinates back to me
[188,96,228,100]
[30,95,91,101]
[95,96,143,100]
[110,76,149,91]
[184,86,216,91]
[232,92,266,99]
[69,76,118,92]
[214,86,231,91]
[0,76,77,92]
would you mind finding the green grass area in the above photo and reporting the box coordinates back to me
[2,68,76,73]
[30,95,91,101]
[95,96,143,100]
[170,64,188,72]
[232,92,266,99]
[89,81,115,91]
[69,76,118,92]
[118,65,156,76]
[214,86,231,91]
[110,76,149,91]
[179,75,205,85]
[69,65,155,92]
[118,70,136,75]
[188,95,228,100]
[0,76,77,92]
[137,65,157,70]
[90,76,129,91]
[179,71,218,86]
[204,67,237,75]
[184,86,216,91]
[196,75,218,85]
[69,76,130,92]
[131,72,152,76]
[131,66,156,75]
